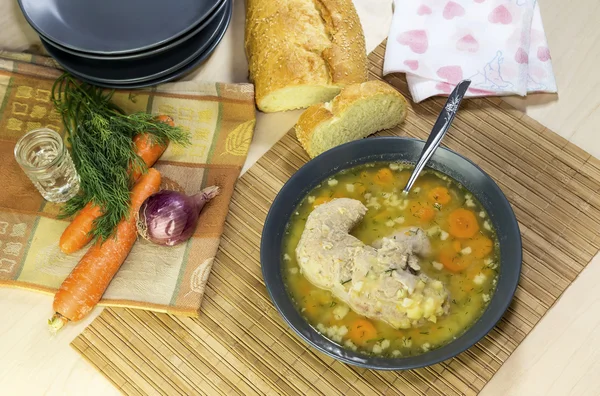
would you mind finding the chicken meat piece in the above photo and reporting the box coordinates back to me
[296,198,449,329]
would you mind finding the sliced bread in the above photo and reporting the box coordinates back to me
[295,80,408,158]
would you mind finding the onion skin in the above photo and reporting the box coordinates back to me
[137,186,220,246]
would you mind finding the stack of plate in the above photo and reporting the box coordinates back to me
[18,0,232,88]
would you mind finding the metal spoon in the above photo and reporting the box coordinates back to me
[402,79,471,195]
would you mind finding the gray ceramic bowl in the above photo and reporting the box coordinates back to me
[39,0,233,89]
[40,0,229,84]
[18,0,223,54]
[260,137,522,370]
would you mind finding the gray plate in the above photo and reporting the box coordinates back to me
[51,0,232,89]
[41,0,228,84]
[260,137,522,370]
[18,0,222,55]
[39,0,227,61]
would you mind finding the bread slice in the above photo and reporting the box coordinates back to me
[245,0,367,112]
[295,80,408,158]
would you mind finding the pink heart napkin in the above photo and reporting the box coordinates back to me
[383,0,557,103]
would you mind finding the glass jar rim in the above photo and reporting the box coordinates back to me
[14,128,65,172]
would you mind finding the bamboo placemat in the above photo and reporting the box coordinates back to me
[72,41,600,395]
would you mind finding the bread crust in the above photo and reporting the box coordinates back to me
[245,0,367,112]
[314,0,368,85]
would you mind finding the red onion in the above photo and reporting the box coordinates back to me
[137,186,220,246]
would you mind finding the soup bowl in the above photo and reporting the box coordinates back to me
[260,137,521,370]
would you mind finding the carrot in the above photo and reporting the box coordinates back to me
[375,168,394,185]
[303,302,319,320]
[428,186,451,204]
[448,208,479,238]
[439,247,472,272]
[452,240,462,252]
[465,235,493,258]
[465,264,483,281]
[347,318,378,346]
[49,169,161,332]
[355,185,367,195]
[298,278,312,296]
[409,203,435,222]
[130,115,174,180]
[58,202,103,254]
[303,291,331,320]
[312,196,333,207]
[58,115,173,254]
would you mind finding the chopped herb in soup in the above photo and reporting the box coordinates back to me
[282,162,499,357]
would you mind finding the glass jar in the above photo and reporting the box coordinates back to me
[14,128,80,203]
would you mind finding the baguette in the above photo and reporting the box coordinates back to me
[295,80,408,158]
[245,0,368,112]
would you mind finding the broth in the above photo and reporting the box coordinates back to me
[281,162,499,357]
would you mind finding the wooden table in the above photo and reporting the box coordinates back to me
[1,0,599,394]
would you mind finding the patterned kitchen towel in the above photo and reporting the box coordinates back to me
[0,51,256,317]
[383,0,557,102]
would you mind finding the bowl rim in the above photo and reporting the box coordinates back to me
[260,136,522,370]
[17,0,226,55]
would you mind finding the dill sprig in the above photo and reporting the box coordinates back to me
[52,73,191,241]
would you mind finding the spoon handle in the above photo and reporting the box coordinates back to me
[402,79,471,195]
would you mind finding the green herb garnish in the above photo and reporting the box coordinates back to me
[52,73,190,241]
[341,279,352,285]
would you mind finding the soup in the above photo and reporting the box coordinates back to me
[281,162,499,357]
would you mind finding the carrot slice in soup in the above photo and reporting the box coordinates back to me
[355,184,366,195]
[312,196,333,207]
[448,208,479,238]
[410,203,435,222]
[439,248,472,272]
[375,168,394,185]
[347,319,378,346]
[297,278,312,296]
[452,240,462,252]
[465,263,484,280]
[428,186,451,204]
[303,300,319,319]
[466,235,493,258]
